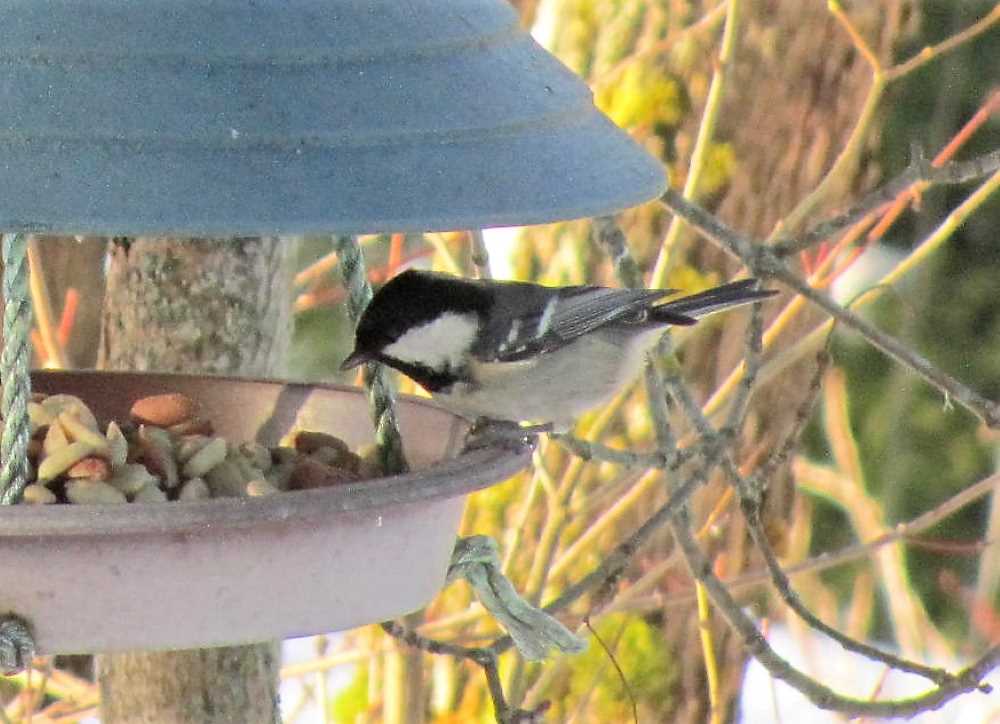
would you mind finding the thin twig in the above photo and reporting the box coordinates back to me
[469,230,492,279]
[756,350,830,482]
[583,618,638,724]
[884,5,1000,82]
[591,1,728,92]
[768,263,1000,428]
[645,342,678,455]
[766,5,998,243]
[771,75,886,239]
[379,621,544,724]
[723,295,765,434]
[592,216,644,289]
[635,269,982,696]
[828,1,882,72]
[866,91,1000,242]
[696,580,724,724]
[773,148,1000,256]
[26,238,68,369]
[593,217,683,460]
[423,232,465,275]
[662,368,716,439]
[550,434,672,469]
[649,0,744,286]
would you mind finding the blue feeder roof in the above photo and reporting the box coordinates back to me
[0,0,666,235]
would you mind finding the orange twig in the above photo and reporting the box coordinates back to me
[56,288,79,349]
[828,0,882,73]
[387,233,405,275]
[295,247,434,312]
[26,240,69,369]
[294,286,347,313]
[294,249,338,289]
[935,88,1000,163]
[30,329,45,365]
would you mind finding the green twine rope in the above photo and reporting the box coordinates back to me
[334,235,408,475]
[0,233,32,505]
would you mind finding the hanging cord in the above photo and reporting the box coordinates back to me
[0,615,34,674]
[0,232,32,505]
[0,233,36,672]
[334,235,408,474]
[448,536,586,660]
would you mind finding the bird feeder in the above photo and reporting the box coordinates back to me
[0,0,666,655]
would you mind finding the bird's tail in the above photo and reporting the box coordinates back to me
[651,279,776,325]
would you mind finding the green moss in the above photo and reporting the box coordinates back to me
[695,142,736,197]
[596,62,686,130]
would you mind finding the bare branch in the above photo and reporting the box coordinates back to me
[658,188,1000,428]
[740,496,955,685]
[773,148,1000,257]
[668,512,999,717]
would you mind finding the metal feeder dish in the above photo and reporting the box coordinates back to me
[0,371,531,654]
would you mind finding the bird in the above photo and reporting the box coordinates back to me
[341,269,775,430]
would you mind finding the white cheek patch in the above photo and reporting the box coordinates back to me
[384,312,479,370]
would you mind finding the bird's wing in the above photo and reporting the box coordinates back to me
[476,284,678,362]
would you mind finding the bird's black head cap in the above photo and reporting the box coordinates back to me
[346,270,492,365]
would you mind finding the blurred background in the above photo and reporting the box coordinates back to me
[8,0,1000,722]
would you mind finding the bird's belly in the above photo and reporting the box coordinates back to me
[434,329,662,426]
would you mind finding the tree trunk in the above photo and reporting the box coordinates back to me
[97,236,292,724]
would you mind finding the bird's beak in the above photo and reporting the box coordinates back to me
[340,348,373,371]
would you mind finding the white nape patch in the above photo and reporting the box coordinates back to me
[383,312,478,370]
[535,298,556,338]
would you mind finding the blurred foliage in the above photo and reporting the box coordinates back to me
[330,665,369,723]
[595,62,687,131]
[289,236,353,381]
[824,0,1000,637]
[561,614,676,721]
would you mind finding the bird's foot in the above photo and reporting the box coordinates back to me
[463,418,551,452]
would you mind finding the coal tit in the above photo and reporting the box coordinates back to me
[341,270,775,428]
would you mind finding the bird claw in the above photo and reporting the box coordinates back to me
[463,418,549,453]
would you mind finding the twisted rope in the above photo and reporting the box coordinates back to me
[0,233,32,505]
[0,615,34,674]
[334,235,408,474]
